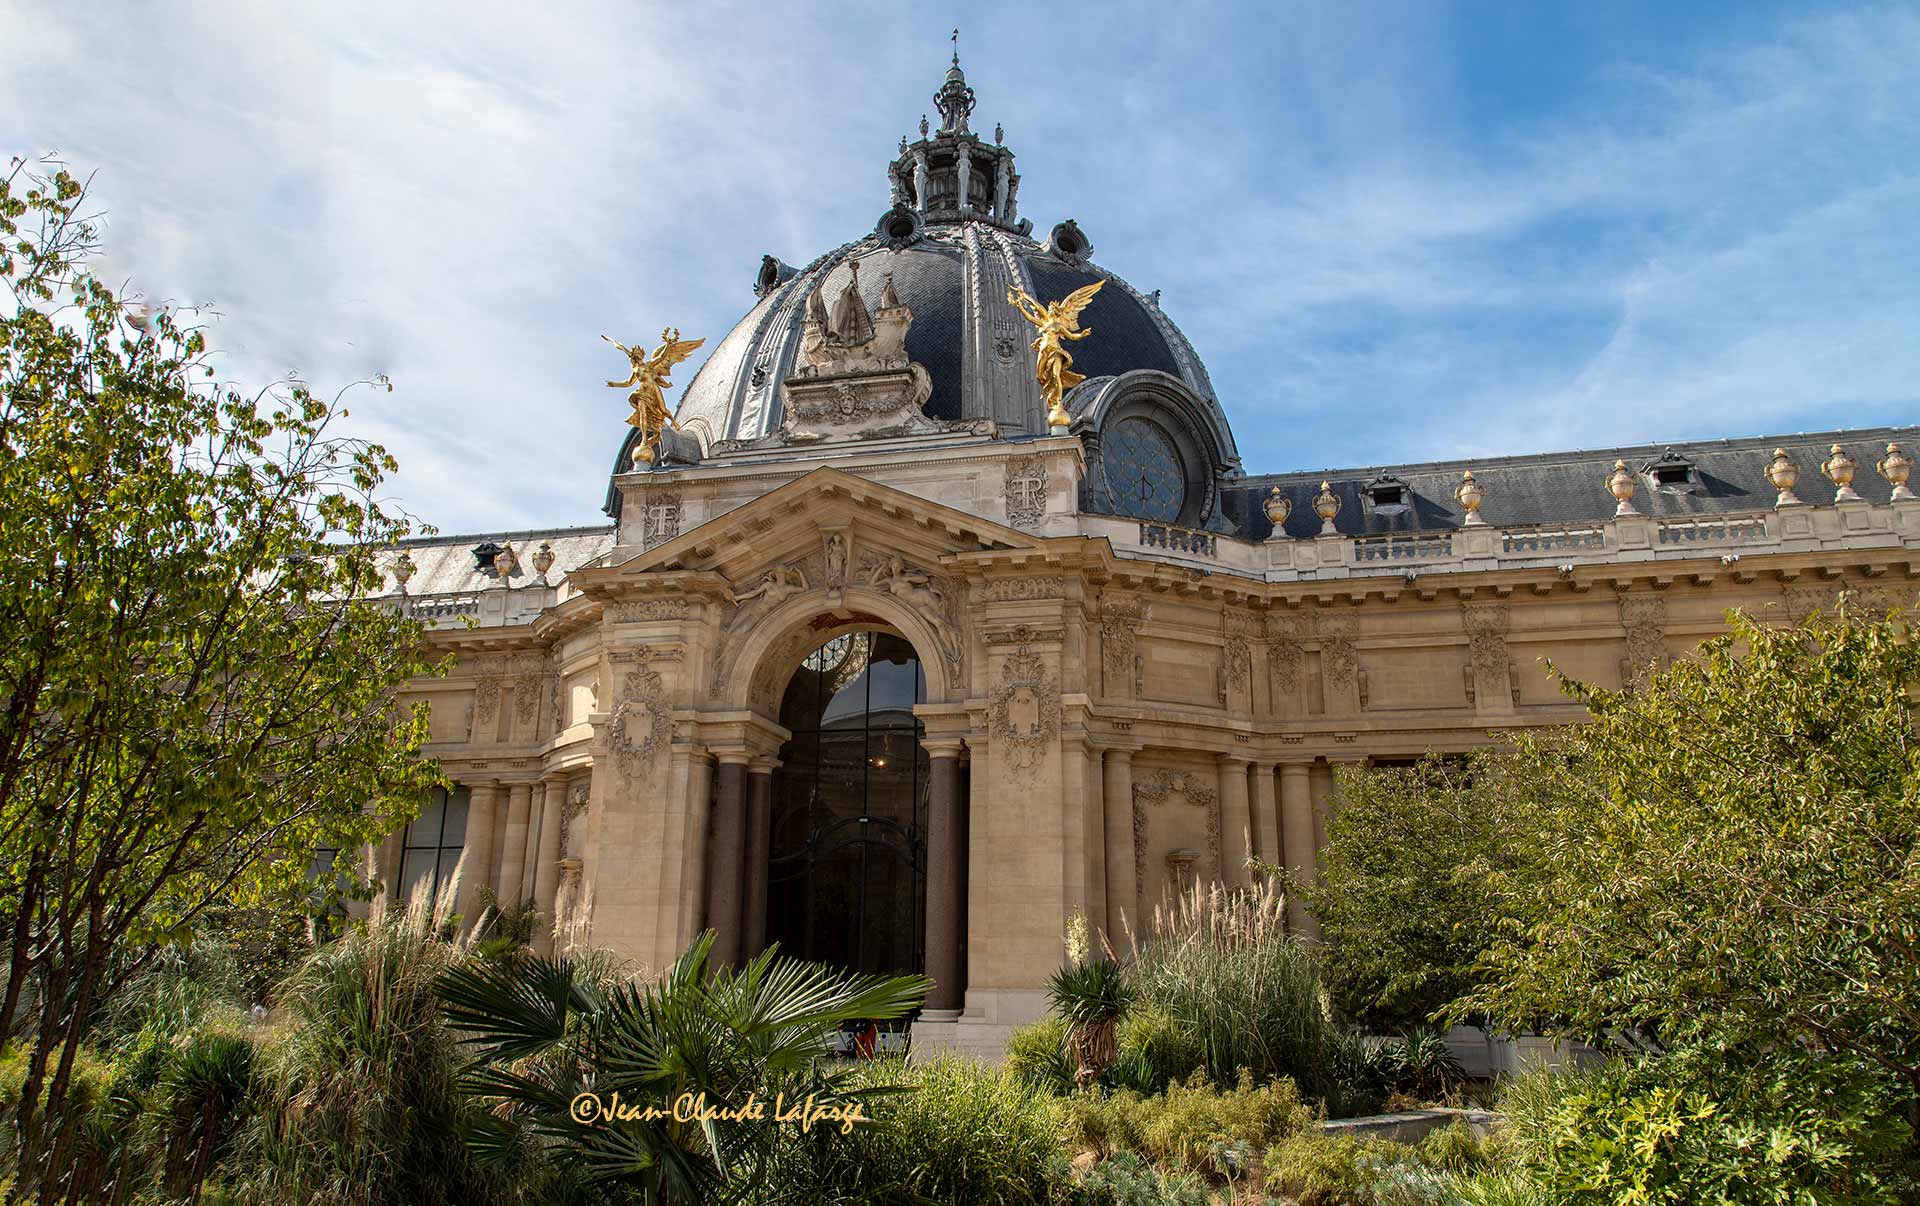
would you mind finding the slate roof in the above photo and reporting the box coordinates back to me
[366,525,616,598]
[1221,425,1920,541]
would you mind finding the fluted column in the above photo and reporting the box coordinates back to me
[532,773,568,953]
[497,782,533,910]
[1251,761,1280,867]
[1217,754,1253,887]
[1101,749,1137,943]
[923,739,966,1015]
[742,758,778,960]
[704,755,751,969]
[1279,761,1318,938]
[451,780,502,927]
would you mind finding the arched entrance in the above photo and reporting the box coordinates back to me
[766,631,928,976]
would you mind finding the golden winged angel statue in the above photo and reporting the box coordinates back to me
[604,328,705,465]
[1007,280,1103,429]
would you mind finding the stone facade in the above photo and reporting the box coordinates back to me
[361,56,1920,1060]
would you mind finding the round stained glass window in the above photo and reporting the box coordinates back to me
[1104,417,1187,523]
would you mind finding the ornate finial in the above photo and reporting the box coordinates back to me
[994,121,1004,145]
[1879,442,1914,501]
[1822,443,1861,501]
[920,114,929,137]
[899,134,909,155]
[935,40,976,133]
[879,271,901,310]
[1607,458,1638,515]
[951,28,960,67]
[1263,486,1291,530]
[492,543,518,579]
[1007,280,1103,431]
[1455,469,1486,524]
[1765,448,1802,507]
[1313,481,1341,535]
[604,328,704,467]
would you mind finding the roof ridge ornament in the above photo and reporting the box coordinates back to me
[936,30,975,133]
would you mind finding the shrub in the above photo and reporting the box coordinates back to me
[761,1055,1065,1205]
[1055,1070,1313,1175]
[1006,1015,1075,1093]
[1128,880,1362,1110]
[1501,1045,1913,1204]
[1112,1006,1204,1095]
[1069,1151,1210,1206]
[1049,958,1136,1089]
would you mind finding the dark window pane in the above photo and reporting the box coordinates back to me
[442,790,469,847]
[407,794,446,848]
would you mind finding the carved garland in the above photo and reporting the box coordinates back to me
[1267,612,1308,695]
[986,636,1060,778]
[1223,611,1254,695]
[1619,596,1667,687]
[1101,598,1147,685]
[1317,613,1359,687]
[608,649,671,781]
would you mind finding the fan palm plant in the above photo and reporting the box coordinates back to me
[437,931,930,1204]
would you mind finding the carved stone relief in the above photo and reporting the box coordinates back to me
[857,552,964,682]
[1267,612,1309,696]
[639,488,681,550]
[1100,598,1148,697]
[608,648,671,780]
[986,635,1060,777]
[1004,456,1048,529]
[1317,613,1359,687]
[1619,596,1667,687]
[1223,611,1254,696]
[1131,769,1223,901]
[1462,602,1517,709]
[981,575,1066,601]
[511,652,544,729]
[608,599,690,623]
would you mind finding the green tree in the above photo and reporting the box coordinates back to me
[1461,598,1920,1141]
[0,156,440,1194]
[1305,754,1533,1032]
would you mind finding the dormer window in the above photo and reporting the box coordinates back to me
[1364,475,1409,509]
[1644,449,1697,491]
[471,541,503,573]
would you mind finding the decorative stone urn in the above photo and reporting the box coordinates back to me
[1765,448,1801,507]
[1878,442,1914,501]
[1606,459,1638,516]
[493,543,519,578]
[1455,469,1486,525]
[1312,481,1340,536]
[391,551,416,590]
[1263,486,1291,533]
[532,540,556,583]
[1822,443,1861,502]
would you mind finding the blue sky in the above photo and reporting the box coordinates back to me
[7,1,1915,534]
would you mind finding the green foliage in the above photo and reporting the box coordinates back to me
[1308,754,1527,1031]
[1067,1151,1210,1206]
[761,1054,1065,1205]
[1050,958,1136,1089]
[0,154,442,1189]
[1501,1046,1913,1204]
[1111,1006,1205,1096]
[241,904,522,1205]
[1460,601,1920,1143]
[1005,1015,1075,1093]
[1053,1070,1313,1174]
[440,929,930,1202]
[1128,880,1371,1113]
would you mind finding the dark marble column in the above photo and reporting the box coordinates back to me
[923,739,966,1015]
[741,759,778,959]
[705,757,751,969]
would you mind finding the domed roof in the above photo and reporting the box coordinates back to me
[607,51,1228,508]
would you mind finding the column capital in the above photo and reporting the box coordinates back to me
[540,770,572,789]
[922,737,966,759]
[748,755,783,775]
[1215,750,1254,766]
[714,750,755,768]
[1099,744,1142,765]
[1278,756,1315,770]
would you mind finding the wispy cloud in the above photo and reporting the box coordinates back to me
[6,2,1914,527]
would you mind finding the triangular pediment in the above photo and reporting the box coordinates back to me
[607,467,1041,586]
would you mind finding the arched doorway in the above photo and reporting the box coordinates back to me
[766,631,927,976]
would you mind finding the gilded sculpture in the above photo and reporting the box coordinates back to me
[1007,280,1103,430]
[603,328,705,465]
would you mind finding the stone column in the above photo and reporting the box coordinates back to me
[451,780,501,927]
[704,755,751,969]
[924,739,966,1015]
[1217,753,1253,887]
[532,773,568,953]
[742,758,778,960]
[497,782,533,910]
[518,785,542,904]
[1251,761,1280,867]
[1279,761,1318,938]
[1101,748,1137,943]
